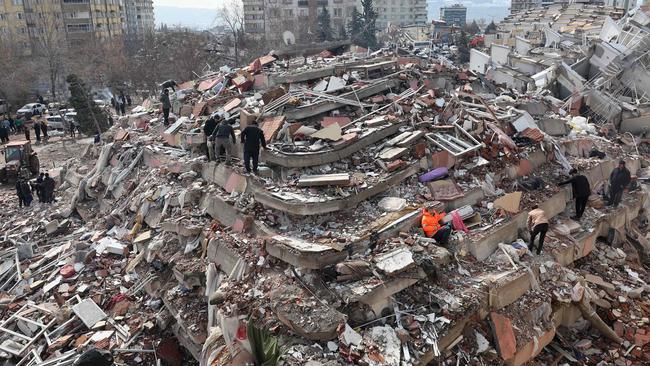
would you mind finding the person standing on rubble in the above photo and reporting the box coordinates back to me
[33,118,42,143]
[41,118,49,142]
[211,118,236,164]
[160,89,171,127]
[240,120,266,174]
[119,92,127,116]
[608,160,631,207]
[559,168,591,220]
[16,178,32,207]
[527,205,548,255]
[161,79,177,92]
[203,116,217,161]
[33,173,45,202]
[43,173,56,203]
[421,204,451,246]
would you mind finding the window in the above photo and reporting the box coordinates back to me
[269,8,280,17]
[283,9,293,17]
[333,8,342,17]
[12,0,23,5]
[63,0,90,3]
[67,23,91,32]
[16,13,23,19]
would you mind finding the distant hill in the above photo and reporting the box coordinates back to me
[155,6,217,30]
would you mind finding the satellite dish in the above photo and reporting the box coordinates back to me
[283,31,296,46]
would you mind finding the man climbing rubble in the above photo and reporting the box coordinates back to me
[421,204,451,246]
[240,120,266,174]
[211,118,236,165]
[527,205,548,255]
[558,168,591,220]
[43,173,56,203]
[608,160,631,208]
[159,89,171,127]
[203,115,217,161]
[16,178,33,208]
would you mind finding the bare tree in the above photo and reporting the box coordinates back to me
[25,0,67,100]
[0,37,40,108]
[218,0,245,66]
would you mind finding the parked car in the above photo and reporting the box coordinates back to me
[16,103,46,119]
[45,115,66,130]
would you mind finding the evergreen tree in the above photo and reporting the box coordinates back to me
[317,6,333,41]
[465,20,480,35]
[457,31,470,64]
[338,24,347,40]
[360,0,378,49]
[485,20,497,34]
[66,74,109,135]
[348,8,363,44]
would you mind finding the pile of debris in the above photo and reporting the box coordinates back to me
[1,15,650,365]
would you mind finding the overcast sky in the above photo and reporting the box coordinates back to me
[153,0,220,9]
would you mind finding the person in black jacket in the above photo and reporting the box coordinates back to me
[608,160,631,207]
[559,168,591,220]
[211,119,236,164]
[240,120,266,174]
[159,89,171,126]
[203,116,217,161]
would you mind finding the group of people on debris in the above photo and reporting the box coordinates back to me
[203,114,267,174]
[111,92,132,116]
[15,173,56,208]
[420,160,634,256]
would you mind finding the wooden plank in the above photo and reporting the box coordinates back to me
[396,131,424,147]
[386,131,413,146]
[379,147,408,161]
[297,173,351,187]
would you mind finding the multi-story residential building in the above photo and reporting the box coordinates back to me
[124,0,154,40]
[439,4,466,27]
[0,0,155,52]
[374,0,428,30]
[0,0,31,52]
[242,0,358,44]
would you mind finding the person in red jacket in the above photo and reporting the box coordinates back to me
[421,205,451,246]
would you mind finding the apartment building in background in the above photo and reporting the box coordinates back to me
[439,3,466,27]
[374,0,428,30]
[0,0,154,53]
[243,0,359,43]
[124,0,154,40]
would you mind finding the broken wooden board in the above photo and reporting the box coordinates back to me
[365,116,389,127]
[396,131,424,147]
[493,191,522,213]
[297,173,350,187]
[379,147,408,161]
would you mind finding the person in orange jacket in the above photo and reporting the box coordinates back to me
[421,205,452,246]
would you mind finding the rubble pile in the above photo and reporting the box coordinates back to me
[1,8,650,364]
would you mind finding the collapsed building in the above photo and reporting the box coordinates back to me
[0,11,650,366]
[470,5,650,138]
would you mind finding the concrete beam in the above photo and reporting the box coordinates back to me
[284,79,401,120]
[251,163,420,216]
[260,122,405,168]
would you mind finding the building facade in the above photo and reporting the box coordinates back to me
[243,0,358,44]
[374,0,428,30]
[123,0,154,40]
[440,4,466,27]
[0,0,154,53]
